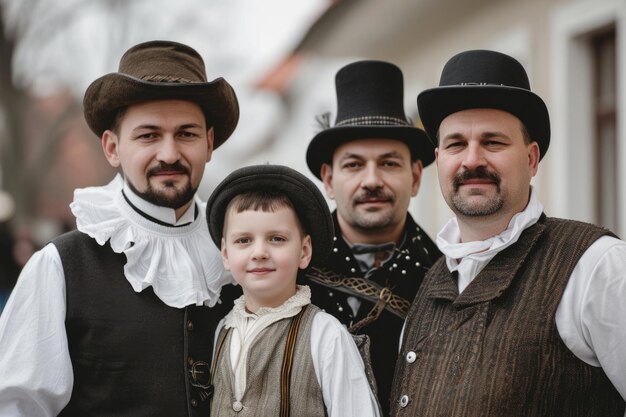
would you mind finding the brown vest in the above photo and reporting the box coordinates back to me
[391,217,625,417]
[210,304,326,417]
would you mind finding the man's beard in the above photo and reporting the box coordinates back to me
[349,188,398,230]
[450,167,504,216]
[128,162,197,209]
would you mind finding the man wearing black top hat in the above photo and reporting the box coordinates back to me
[304,60,442,416]
[0,41,239,417]
[391,50,626,416]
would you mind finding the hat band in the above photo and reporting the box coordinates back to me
[335,116,410,127]
[141,74,203,83]
[458,82,506,86]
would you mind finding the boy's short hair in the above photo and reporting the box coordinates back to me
[206,164,334,265]
[223,190,307,237]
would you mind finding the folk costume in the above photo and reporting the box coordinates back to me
[211,286,379,417]
[0,40,239,417]
[391,50,626,416]
[392,189,626,416]
[304,212,439,410]
[205,164,381,417]
[304,60,441,415]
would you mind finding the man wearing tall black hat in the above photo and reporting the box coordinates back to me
[391,50,626,416]
[0,40,239,417]
[304,60,442,416]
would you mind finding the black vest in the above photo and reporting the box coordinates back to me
[54,230,237,417]
[301,212,441,416]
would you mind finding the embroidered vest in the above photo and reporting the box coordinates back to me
[391,217,625,417]
[54,230,231,417]
[210,304,326,417]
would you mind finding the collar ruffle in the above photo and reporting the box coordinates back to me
[225,285,311,326]
[70,174,232,308]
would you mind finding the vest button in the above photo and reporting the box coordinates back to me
[406,351,417,363]
[191,399,198,407]
[187,320,194,331]
[232,401,243,411]
[399,395,409,407]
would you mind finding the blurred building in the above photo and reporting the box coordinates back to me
[225,0,625,238]
[1,0,623,251]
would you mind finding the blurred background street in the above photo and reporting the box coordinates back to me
[1,0,624,311]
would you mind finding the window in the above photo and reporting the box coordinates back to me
[592,27,617,231]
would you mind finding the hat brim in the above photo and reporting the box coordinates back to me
[83,74,239,149]
[418,85,550,159]
[306,126,435,179]
[206,165,334,265]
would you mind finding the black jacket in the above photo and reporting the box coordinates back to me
[301,212,441,415]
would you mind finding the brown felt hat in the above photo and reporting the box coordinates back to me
[83,40,239,148]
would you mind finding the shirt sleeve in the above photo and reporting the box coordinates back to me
[0,243,73,416]
[310,311,381,417]
[556,235,626,401]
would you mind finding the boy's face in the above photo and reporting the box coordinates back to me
[221,205,312,312]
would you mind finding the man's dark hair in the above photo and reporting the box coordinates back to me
[110,107,128,136]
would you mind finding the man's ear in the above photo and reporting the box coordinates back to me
[206,127,215,163]
[410,159,423,197]
[102,130,121,168]
[528,141,540,177]
[320,163,335,199]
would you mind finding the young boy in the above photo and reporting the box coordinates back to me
[206,164,381,417]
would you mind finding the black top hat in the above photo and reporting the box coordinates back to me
[83,40,239,149]
[206,164,334,265]
[306,60,435,179]
[418,49,550,159]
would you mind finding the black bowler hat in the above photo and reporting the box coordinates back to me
[418,49,550,159]
[206,165,334,265]
[306,60,435,179]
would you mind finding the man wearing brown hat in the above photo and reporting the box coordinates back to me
[391,50,626,416]
[303,60,441,416]
[0,40,239,417]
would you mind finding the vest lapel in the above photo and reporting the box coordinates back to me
[426,218,547,308]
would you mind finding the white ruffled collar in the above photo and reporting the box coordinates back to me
[70,174,232,308]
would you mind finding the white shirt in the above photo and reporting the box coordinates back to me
[215,287,380,417]
[0,176,232,417]
[436,187,626,404]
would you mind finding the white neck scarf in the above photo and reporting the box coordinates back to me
[436,187,544,293]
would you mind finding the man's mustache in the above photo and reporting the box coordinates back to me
[353,189,396,204]
[453,167,501,190]
[147,162,190,177]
